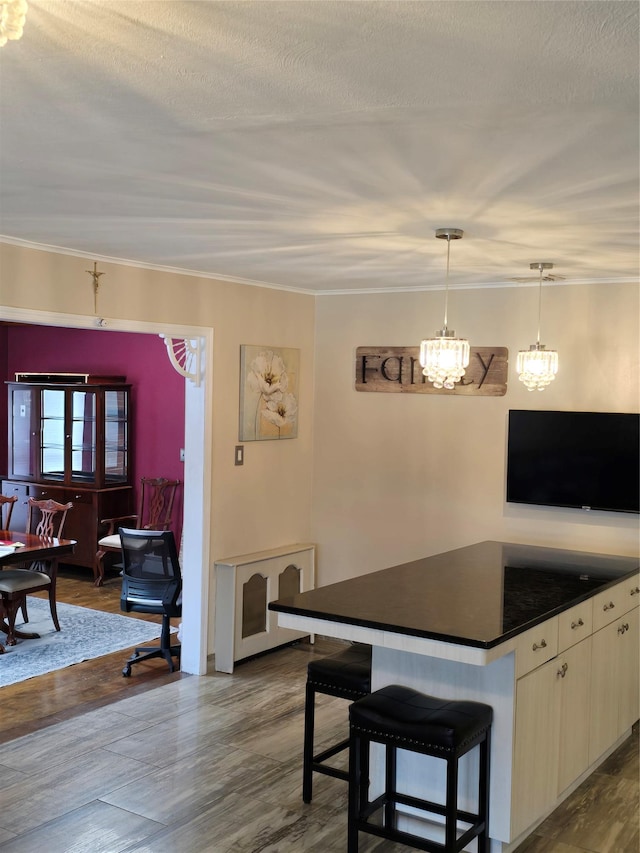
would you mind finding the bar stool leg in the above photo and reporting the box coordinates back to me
[359,733,370,814]
[302,682,315,803]
[348,729,361,853]
[477,730,491,853]
[384,744,397,831]
[445,755,458,852]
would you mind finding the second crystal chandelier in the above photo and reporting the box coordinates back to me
[419,228,470,390]
[516,262,559,391]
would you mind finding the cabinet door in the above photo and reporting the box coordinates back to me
[512,658,561,837]
[557,638,592,794]
[60,492,95,567]
[590,621,619,763]
[618,607,639,735]
[8,385,37,480]
[589,614,637,764]
[104,388,130,483]
[1,482,28,532]
[40,387,67,482]
[70,388,97,485]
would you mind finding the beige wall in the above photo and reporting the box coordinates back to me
[312,281,640,585]
[1,243,638,598]
[0,243,316,571]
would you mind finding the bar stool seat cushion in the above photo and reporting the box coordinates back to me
[350,684,492,751]
[307,644,372,696]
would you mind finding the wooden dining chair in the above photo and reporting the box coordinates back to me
[95,477,181,586]
[27,497,73,541]
[0,495,18,530]
[19,497,73,625]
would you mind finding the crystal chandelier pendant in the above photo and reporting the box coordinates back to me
[420,330,470,390]
[419,228,469,390]
[516,262,558,391]
[516,343,558,391]
[0,0,28,47]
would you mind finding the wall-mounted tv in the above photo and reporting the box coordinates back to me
[506,410,640,514]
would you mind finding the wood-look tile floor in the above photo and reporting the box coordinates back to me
[0,570,637,852]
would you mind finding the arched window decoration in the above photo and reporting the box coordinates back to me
[279,563,301,599]
[242,573,267,639]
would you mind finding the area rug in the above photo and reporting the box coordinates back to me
[0,598,172,687]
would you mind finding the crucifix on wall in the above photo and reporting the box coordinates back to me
[85,261,105,315]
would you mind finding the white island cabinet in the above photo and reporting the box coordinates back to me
[270,542,639,852]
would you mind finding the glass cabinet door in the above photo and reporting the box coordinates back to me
[10,385,36,479]
[104,388,129,483]
[40,388,67,481]
[70,389,97,483]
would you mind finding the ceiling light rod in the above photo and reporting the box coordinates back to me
[436,227,463,334]
[532,262,553,346]
[419,227,470,390]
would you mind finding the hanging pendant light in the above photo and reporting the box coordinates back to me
[0,0,28,47]
[516,262,558,391]
[419,228,470,390]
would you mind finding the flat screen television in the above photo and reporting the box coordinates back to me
[506,410,640,514]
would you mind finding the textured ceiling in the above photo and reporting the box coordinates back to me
[0,0,638,294]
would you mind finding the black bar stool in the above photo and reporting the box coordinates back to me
[348,684,492,853]
[303,643,372,803]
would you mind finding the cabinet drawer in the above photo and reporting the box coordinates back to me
[29,484,66,501]
[2,482,27,498]
[516,618,559,678]
[64,490,95,506]
[592,577,638,632]
[558,600,593,652]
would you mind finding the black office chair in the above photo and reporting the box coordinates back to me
[119,527,182,677]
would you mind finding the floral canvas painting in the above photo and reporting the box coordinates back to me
[239,346,300,441]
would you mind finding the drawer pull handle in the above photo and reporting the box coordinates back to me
[603,601,615,611]
[557,662,568,678]
[532,640,547,651]
[631,587,640,596]
[571,618,584,629]
[618,622,630,635]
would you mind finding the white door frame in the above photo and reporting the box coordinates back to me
[0,305,212,675]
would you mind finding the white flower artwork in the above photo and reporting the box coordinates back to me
[239,346,300,440]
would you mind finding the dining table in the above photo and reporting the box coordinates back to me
[0,529,76,651]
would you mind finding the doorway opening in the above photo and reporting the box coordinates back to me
[0,305,213,675]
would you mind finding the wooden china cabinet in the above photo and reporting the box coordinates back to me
[3,374,134,572]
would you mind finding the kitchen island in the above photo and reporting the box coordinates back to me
[270,541,639,851]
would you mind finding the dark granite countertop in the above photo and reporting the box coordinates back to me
[269,541,639,649]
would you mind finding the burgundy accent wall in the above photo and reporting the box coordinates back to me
[0,327,7,470]
[2,326,185,545]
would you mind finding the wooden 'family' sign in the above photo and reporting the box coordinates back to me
[355,346,508,395]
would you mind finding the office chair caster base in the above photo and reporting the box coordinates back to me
[121,644,181,676]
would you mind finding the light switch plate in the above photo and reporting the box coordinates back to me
[235,445,244,466]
